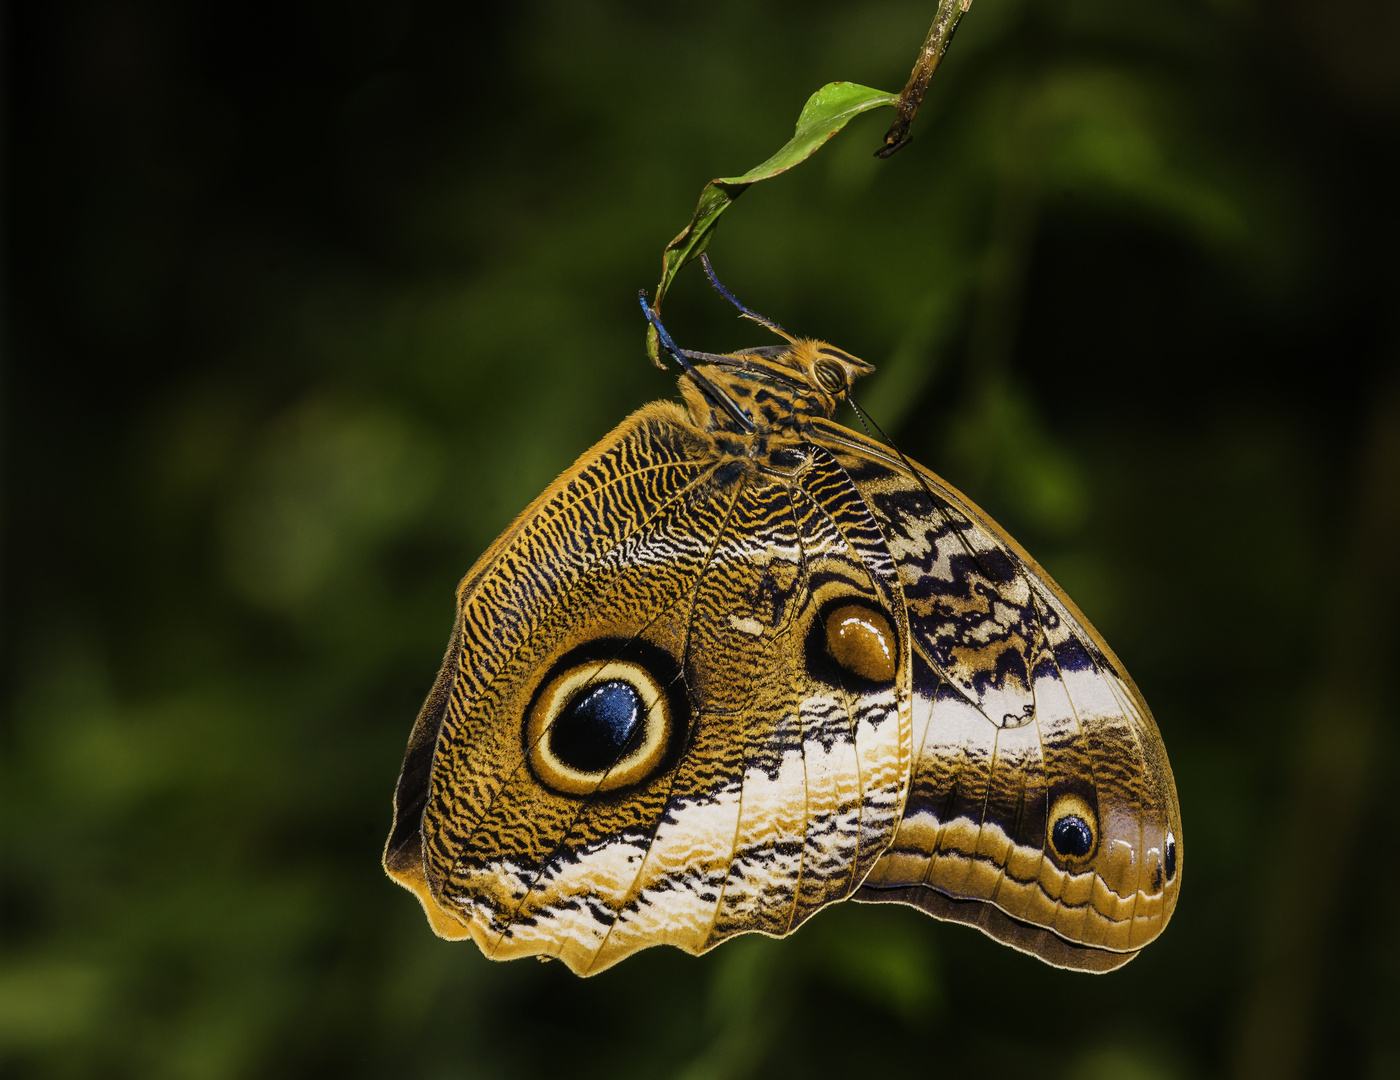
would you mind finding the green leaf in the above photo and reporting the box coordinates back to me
[646,81,898,364]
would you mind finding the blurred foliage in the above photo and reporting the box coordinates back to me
[647,78,898,347]
[4,1,1399,1078]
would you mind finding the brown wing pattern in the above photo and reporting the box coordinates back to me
[814,423,1183,971]
[386,332,1181,975]
[385,405,913,975]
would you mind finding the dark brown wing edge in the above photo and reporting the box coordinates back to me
[851,886,1137,973]
[381,613,476,940]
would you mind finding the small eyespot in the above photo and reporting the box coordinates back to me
[825,605,897,683]
[804,600,898,688]
[812,358,846,394]
[524,650,680,796]
[1053,816,1093,858]
[1047,794,1098,863]
[1165,831,1177,881]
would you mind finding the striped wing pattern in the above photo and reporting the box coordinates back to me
[386,340,1181,975]
[816,426,1182,969]
[388,404,911,975]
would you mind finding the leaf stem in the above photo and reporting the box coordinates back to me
[876,0,975,158]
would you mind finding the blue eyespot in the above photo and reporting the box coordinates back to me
[1165,832,1177,881]
[549,681,644,774]
[524,641,688,796]
[1052,815,1094,859]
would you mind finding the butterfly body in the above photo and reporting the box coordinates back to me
[385,323,1182,976]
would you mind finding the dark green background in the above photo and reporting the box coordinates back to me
[5,1,1399,1077]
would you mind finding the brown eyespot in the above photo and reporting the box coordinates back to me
[1048,794,1098,863]
[812,358,846,395]
[524,648,680,796]
[809,602,897,685]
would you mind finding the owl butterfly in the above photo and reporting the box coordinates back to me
[384,260,1182,976]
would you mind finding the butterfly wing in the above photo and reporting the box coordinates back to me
[812,421,1183,972]
[385,405,913,976]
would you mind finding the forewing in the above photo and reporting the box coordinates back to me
[814,421,1183,971]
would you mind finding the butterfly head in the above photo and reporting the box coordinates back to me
[678,338,876,434]
[741,337,875,401]
[641,272,875,434]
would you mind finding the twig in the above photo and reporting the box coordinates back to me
[877,0,975,158]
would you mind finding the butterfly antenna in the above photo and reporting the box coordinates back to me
[639,293,755,433]
[845,393,884,445]
[700,254,795,342]
[848,394,997,582]
[847,394,941,501]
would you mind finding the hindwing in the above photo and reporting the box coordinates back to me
[386,404,913,975]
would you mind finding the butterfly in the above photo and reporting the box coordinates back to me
[383,258,1182,976]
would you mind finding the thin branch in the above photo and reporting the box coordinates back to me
[877,0,975,158]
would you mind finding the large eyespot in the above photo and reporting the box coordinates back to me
[1165,831,1177,881]
[805,598,898,688]
[812,358,847,395]
[550,680,645,772]
[524,642,685,797]
[1048,794,1098,863]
